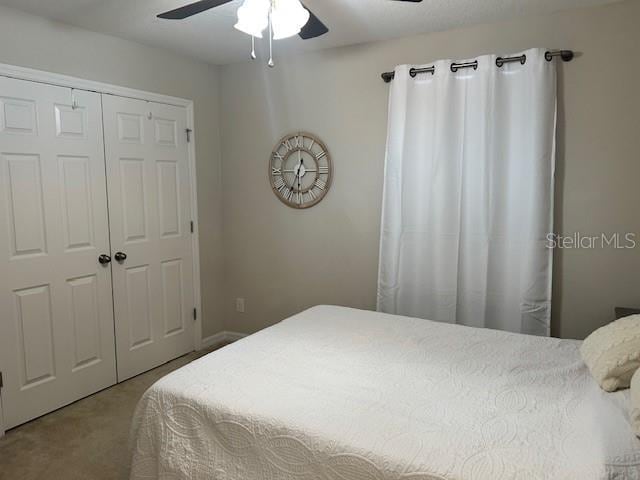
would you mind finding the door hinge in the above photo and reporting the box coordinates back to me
[186,128,193,143]
[190,221,194,233]
[193,308,197,321]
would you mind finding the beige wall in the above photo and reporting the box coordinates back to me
[219,0,640,340]
[0,6,225,337]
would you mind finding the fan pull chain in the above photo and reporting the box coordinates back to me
[250,36,257,60]
[268,15,274,68]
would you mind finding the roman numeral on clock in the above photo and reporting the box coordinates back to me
[272,167,282,176]
[314,179,327,190]
[319,165,329,174]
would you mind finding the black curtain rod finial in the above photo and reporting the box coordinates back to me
[545,49,574,62]
[381,71,395,83]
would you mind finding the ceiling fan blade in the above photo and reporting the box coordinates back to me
[157,0,234,20]
[298,4,329,40]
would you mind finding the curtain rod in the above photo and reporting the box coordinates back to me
[381,50,574,83]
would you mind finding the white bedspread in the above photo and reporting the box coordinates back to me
[130,306,640,480]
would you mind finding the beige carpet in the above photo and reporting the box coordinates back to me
[0,345,224,480]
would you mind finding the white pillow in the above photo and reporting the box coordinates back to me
[631,369,640,436]
[580,314,640,392]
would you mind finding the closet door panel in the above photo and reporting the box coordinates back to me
[0,78,116,429]
[102,96,194,381]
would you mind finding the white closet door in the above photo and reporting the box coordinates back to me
[102,95,194,381]
[0,77,116,429]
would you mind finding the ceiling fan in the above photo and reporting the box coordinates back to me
[158,0,423,66]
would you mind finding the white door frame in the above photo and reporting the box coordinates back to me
[0,63,204,435]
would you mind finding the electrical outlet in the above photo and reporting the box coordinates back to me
[236,297,245,313]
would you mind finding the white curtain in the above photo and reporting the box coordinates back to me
[377,48,556,336]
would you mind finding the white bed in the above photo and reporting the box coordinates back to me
[130,306,640,479]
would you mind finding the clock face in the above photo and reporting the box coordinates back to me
[269,132,332,209]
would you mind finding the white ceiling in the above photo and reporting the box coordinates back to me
[0,0,617,65]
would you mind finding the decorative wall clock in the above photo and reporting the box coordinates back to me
[269,132,332,209]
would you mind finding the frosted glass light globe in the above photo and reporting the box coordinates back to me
[234,0,270,38]
[271,0,310,39]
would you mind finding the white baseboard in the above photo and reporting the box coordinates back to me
[200,331,247,350]
[224,331,247,342]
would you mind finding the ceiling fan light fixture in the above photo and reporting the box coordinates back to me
[271,0,310,40]
[229,0,318,66]
[234,0,270,38]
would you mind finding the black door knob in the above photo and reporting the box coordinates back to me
[114,252,127,263]
[98,254,111,265]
